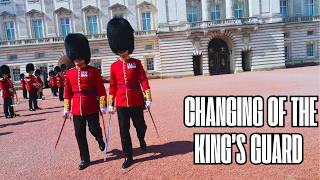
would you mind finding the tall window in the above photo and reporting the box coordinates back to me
[187,6,198,22]
[12,67,20,82]
[4,21,15,41]
[306,44,314,57]
[32,19,43,39]
[146,58,155,71]
[280,0,288,17]
[305,0,314,16]
[234,1,244,18]
[60,17,70,37]
[211,4,221,20]
[87,15,98,35]
[142,11,152,30]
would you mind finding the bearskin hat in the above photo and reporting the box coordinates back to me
[0,65,10,75]
[107,17,134,55]
[61,64,67,71]
[54,66,61,74]
[35,69,41,76]
[49,70,54,76]
[64,33,91,65]
[26,63,35,73]
[20,73,25,79]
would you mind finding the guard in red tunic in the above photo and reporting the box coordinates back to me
[0,65,17,118]
[63,33,107,170]
[49,70,58,96]
[107,17,152,169]
[25,63,40,111]
[54,66,64,101]
[20,73,28,99]
[35,69,43,100]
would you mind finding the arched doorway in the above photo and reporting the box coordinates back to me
[208,38,230,75]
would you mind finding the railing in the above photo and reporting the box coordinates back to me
[0,30,157,47]
[186,16,320,30]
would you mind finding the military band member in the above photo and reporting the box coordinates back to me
[34,69,44,100]
[63,33,107,170]
[0,65,16,118]
[107,17,152,169]
[25,63,40,111]
[54,66,64,101]
[20,73,28,99]
[49,70,58,96]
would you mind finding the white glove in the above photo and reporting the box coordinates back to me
[145,100,152,107]
[63,110,71,118]
[100,107,107,114]
[108,106,114,113]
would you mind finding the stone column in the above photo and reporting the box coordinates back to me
[201,0,209,21]
[225,0,233,19]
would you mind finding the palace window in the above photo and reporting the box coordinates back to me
[12,67,20,82]
[307,30,314,36]
[60,17,71,37]
[8,54,17,61]
[187,6,199,22]
[141,11,152,30]
[234,0,244,19]
[4,21,15,41]
[32,19,43,39]
[305,0,314,16]
[87,15,98,35]
[211,4,221,20]
[146,57,155,71]
[92,61,101,70]
[280,0,288,17]
[306,43,314,57]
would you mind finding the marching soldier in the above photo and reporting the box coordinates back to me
[63,33,107,170]
[35,69,44,100]
[107,17,152,169]
[49,70,58,96]
[0,65,17,118]
[20,73,28,99]
[25,63,40,111]
[54,66,64,101]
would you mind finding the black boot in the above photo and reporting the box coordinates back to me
[78,160,90,170]
[139,139,147,151]
[98,140,105,152]
[122,156,134,169]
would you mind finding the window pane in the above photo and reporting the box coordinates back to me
[211,4,221,20]
[60,18,70,37]
[32,19,43,39]
[280,0,288,17]
[146,58,154,71]
[305,0,314,16]
[12,68,20,82]
[187,6,198,22]
[87,16,98,35]
[142,12,151,30]
[5,21,15,41]
[234,3,244,18]
[307,44,314,56]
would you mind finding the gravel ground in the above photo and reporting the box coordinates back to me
[0,66,319,180]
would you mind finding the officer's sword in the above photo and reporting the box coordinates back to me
[100,112,112,161]
[146,106,160,138]
[50,116,69,161]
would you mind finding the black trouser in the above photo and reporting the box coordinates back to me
[3,98,14,117]
[58,87,64,101]
[23,89,28,99]
[28,92,38,110]
[117,107,147,157]
[51,86,58,96]
[73,113,104,162]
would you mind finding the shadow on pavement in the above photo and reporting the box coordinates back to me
[22,110,61,117]
[15,105,63,113]
[91,140,193,166]
[0,132,13,136]
[0,119,47,128]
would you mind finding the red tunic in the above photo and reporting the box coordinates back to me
[109,58,150,107]
[64,66,106,116]
[25,74,38,93]
[20,79,26,90]
[56,74,64,88]
[0,78,14,99]
[49,76,57,87]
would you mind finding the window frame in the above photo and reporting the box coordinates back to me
[141,11,152,31]
[304,0,314,16]
[234,1,244,19]
[60,17,71,37]
[306,43,314,57]
[32,19,44,39]
[280,0,288,17]
[210,3,221,20]
[87,15,98,35]
[4,20,15,41]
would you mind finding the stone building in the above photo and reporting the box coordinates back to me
[0,0,319,82]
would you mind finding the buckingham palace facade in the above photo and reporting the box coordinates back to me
[0,0,319,82]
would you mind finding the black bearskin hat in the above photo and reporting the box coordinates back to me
[0,65,10,75]
[26,63,35,73]
[61,64,67,71]
[49,70,54,76]
[54,66,61,73]
[107,17,134,55]
[64,33,91,64]
[35,69,41,76]
[20,73,25,79]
